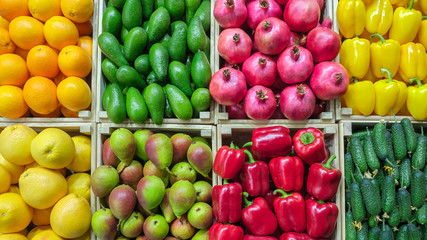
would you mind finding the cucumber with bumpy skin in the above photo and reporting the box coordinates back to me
[416,203,427,225]
[411,170,425,209]
[399,158,412,188]
[360,178,381,216]
[345,153,355,188]
[388,204,401,227]
[345,208,357,240]
[412,134,426,170]
[369,226,381,240]
[401,118,417,153]
[408,223,421,240]
[382,175,396,213]
[392,123,407,160]
[350,182,366,222]
[397,225,409,240]
[385,130,400,180]
[356,221,369,240]
[373,123,388,160]
[379,222,395,240]
[397,188,412,222]
[350,136,368,173]
[364,133,381,170]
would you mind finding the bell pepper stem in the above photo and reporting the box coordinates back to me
[242,192,253,208]
[408,0,414,10]
[409,78,422,88]
[230,142,236,149]
[353,77,358,83]
[273,189,292,198]
[223,179,229,185]
[423,16,427,19]
[370,33,386,44]
[380,68,393,83]
[243,149,257,164]
[321,154,337,170]
[242,142,252,149]
[317,199,325,204]
[300,132,315,145]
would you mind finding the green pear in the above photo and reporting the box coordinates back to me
[169,180,196,218]
[145,133,173,170]
[170,161,197,185]
[91,165,119,197]
[171,133,193,164]
[171,215,195,239]
[120,211,144,238]
[143,215,169,240]
[143,160,169,186]
[187,202,213,229]
[192,136,209,146]
[91,208,118,240]
[192,229,209,240]
[136,175,165,211]
[187,142,212,178]
[193,181,212,203]
[110,128,136,167]
[134,129,153,161]
[160,188,176,223]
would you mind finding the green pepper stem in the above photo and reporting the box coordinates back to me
[273,189,292,198]
[242,142,252,149]
[409,78,422,88]
[353,77,358,83]
[300,132,315,145]
[243,149,257,164]
[223,179,229,185]
[408,0,414,10]
[230,142,236,149]
[381,68,393,83]
[370,33,386,44]
[321,154,337,170]
[317,199,325,204]
[423,16,427,19]
[242,192,253,208]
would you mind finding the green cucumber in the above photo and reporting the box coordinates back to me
[355,165,364,183]
[369,226,381,240]
[388,205,401,227]
[373,123,388,160]
[350,182,366,222]
[401,118,417,153]
[412,135,426,170]
[397,188,412,222]
[356,221,369,240]
[350,136,368,173]
[382,175,396,213]
[364,133,381,170]
[360,178,381,216]
[416,203,427,225]
[411,170,425,208]
[385,130,400,180]
[408,224,421,240]
[352,130,372,140]
[346,208,357,240]
[397,225,409,240]
[392,123,407,160]
[400,158,412,188]
[345,153,355,188]
[369,215,379,227]
[379,223,395,240]
[373,168,384,190]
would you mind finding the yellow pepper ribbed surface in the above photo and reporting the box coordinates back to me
[389,0,422,44]
[387,80,408,115]
[374,68,400,116]
[345,79,376,115]
[399,42,427,82]
[370,33,400,78]
[340,38,371,79]
[407,78,427,120]
[365,0,393,35]
[418,18,427,50]
[337,0,367,38]
[420,0,427,14]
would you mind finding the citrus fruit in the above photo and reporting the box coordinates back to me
[8,185,19,194]
[57,77,91,112]
[32,206,52,225]
[14,46,29,60]
[0,233,28,240]
[0,16,10,30]
[0,165,11,194]
[23,76,59,114]
[61,105,79,117]
[54,71,67,85]
[9,16,45,50]
[74,20,92,36]
[67,136,91,172]
[72,230,90,240]
[66,172,91,202]
[27,45,59,78]
[0,0,30,21]
[30,104,61,118]
[43,16,78,50]
[27,225,52,240]
[60,0,93,23]
[50,193,91,238]
[77,36,92,57]
[30,128,75,169]
[32,229,64,240]
[0,125,36,165]
[0,192,33,233]
[19,167,67,209]
[0,53,29,87]
[0,28,15,54]
[0,85,29,119]
[58,45,92,78]
[24,161,67,176]
[0,153,24,184]
[28,0,62,22]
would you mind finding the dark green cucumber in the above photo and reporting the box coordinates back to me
[400,158,412,188]
[355,165,364,183]
[401,118,417,153]
[352,130,372,140]
[388,205,401,227]
[374,168,385,190]
[385,130,400,180]
[416,203,427,225]
[397,225,409,240]
[397,188,412,222]
[106,83,126,124]
[369,226,381,240]
[360,178,381,216]
[369,215,379,227]
[408,224,421,240]
[379,223,395,240]
[345,153,355,188]
[364,133,381,170]
[371,178,381,199]
[350,136,368,173]
[412,135,426,170]
[392,123,407,160]
[356,221,369,240]
[373,123,388,160]
[411,170,425,208]
[382,175,396,213]
[350,182,366,222]
[346,209,357,240]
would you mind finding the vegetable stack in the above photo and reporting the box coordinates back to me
[210,126,341,239]
[344,118,426,239]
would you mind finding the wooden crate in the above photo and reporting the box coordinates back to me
[216,123,342,240]
[96,0,215,124]
[214,1,336,124]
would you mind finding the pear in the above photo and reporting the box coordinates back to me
[187,142,212,178]
[170,133,193,164]
[134,129,153,161]
[187,202,213,229]
[169,180,196,218]
[192,229,209,240]
[102,138,120,167]
[145,133,173,171]
[110,128,136,168]
[91,165,119,197]
[120,211,144,238]
[143,160,169,186]
[193,181,212,203]
[160,188,176,223]
[171,215,196,239]
[143,215,169,240]
[136,175,165,211]
[91,208,118,240]
[108,184,137,220]
[170,162,197,185]
[119,160,143,188]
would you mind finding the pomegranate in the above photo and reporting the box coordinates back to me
[254,17,291,55]
[310,62,349,100]
[209,67,247,106]
[242,52,277,87]
[287,31,306,48]
[280,84,316,120]
[214,0,248,28]
[244,85,276,120]
[246,0,282,30]
[218,28,252,64]
[283,0,320,33]
[277,45,314,84]
[222,61,242,71]
[306,17,341,62]
[275,0,288,6]
[226,103,248,119]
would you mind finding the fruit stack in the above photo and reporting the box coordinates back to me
[0,0,94,119]
[0,124,93,239]
[92,127,214,239]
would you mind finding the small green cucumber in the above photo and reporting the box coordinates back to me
[379,223,395,240]
[373,123,388,160]
[364,133,381,170]
[412,135,426,170]
[388,204,401,227]
[385,130,400,180]
[369,215,379,227]
[392,123,407,160]
[345,209,357,240]
[397,225,409,240]
[369,226,381,240]
[360,178,381,216]
[345,153,355,188]
[350,136,368,173]
[397,188,412,222]
[399,158,412,188]
[411,170,425,209]
[408,223,421,240]
[350,182,366,222]
[382,175,396,213]
[416,203,427,225]
[356,221,369,240]
[401,118,417,153]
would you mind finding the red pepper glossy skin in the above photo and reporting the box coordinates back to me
[212,181,243,223]
[213,143,246,179]
[242,193,278,236]
[240,150,270,197]
[306,199,339,239]
[279,232,327,240]
[306,154,341,201]
[273,190,306,233]
[263,190,277,211]
[293,127,329,165]
[248,126,293,160]
[269,156,304,192]
[244,235,278,240]
[209,222,244,240]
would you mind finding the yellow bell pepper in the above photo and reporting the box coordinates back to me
[365,0,393,35]
[389,0,422,44]
[343,78,376,115]
[407,78,427,120]
[340,38,371,79]
[392,0,410,6]
[420,0,427,14]
[374,68,400,115]
[387,80,408,115]
[418,17,427,50]
[370,33,400,78]
[337,0,367,38]
[363,67,380,82]
[399,42,427,82]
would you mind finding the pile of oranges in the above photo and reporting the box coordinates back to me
[0,0,94,119]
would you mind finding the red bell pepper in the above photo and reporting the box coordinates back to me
[269,156,304,192]
[263,190,277,211]
[244,235,278,240]
[279,232,327,240]
[293,127,329,166]
[243,126,292,160]
[273,189,306,233]
[242,192,278,236]
[306,199,338,239]
[240,150,270,197]
[306,154,341,201]
[214,142,246,179]
[212,180,242,223]
[209,222,244,240]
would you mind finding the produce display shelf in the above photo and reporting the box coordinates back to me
[95,0,216,124]
[216,123,342,240]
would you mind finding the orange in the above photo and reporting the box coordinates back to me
[77,36,92,58]
[28,0,62,22]
[0,53,29,86]
[27,45,59,78]
[58,45,91,78]
[74,20,92,36]
[61,105,79,117]
[0,28,15,54]
[60,0,94,23]
[0,86,28,119]
[57,77,91,112]
[54,72,67,85]
[23,76,59,114]
[0,0,30,22]
[43,16,79,50]
[0,16,10,30]
[30,105,61,118]
[9,16,45,50]
[14,46,29,60]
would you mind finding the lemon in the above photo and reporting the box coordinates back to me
[31,128,75,169]
[0,125,37,165]
[19,167,67,209]
[8,185,19,194]
[32,229,64,240]
[27,225,52,240]
[0,153,24,184]
[32,206,52,226]
[66,135,91,172]
[0,192,33,233]
[66,172,91,202]
[0,165,11,193]
[0,233,27,240]
[50,193,91,238]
